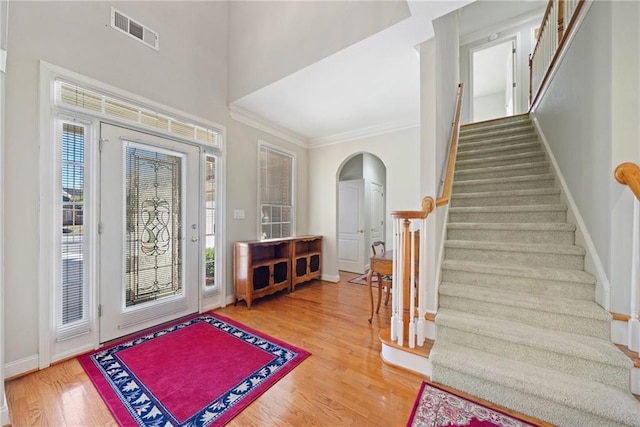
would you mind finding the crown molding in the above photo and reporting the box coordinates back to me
[309,118,419,148]
[229,104,308,148]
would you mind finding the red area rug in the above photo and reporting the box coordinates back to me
[348,272,378,286]
[78,313,310,426]
[407,381,540,427]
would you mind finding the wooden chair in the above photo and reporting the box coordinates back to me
[371,241,393,313]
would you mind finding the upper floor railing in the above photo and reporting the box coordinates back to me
[529,0,585,107]
[615,162,640,353]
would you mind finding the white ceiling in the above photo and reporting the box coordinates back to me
[231,0,546,146]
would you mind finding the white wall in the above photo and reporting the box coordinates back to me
[434,11,461,187]
[227,1,410,102]
[474,91,506,122]
[4,1,310,372]
[224,119,309,300]
[534,1,640,314]
[308,127,420,280]
[460,15,542,124]
[5,0,227,368]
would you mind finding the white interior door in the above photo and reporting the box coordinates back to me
[99,124,200,342]
[338,179,365,274]
[505,40,516,116]
[370,182,384,243]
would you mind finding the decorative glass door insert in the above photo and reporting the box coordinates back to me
[125,145,184,306]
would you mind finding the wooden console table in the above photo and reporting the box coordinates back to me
[234,235,322,308]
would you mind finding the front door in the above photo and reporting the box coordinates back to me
[99,124,200,342]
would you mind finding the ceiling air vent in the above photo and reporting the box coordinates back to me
[110,7,159,51]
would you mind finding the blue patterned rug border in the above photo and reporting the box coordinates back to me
[90,314,304,426]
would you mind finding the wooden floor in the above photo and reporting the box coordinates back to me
[5,272,427,426]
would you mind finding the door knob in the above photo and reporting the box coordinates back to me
[191,236,198,242]
[358,229,364,233]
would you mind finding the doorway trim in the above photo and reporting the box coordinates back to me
[38,61,226,368]
[468,33,520,122]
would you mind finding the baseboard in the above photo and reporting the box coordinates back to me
[0,392,8,427]
[632,367,640,395]
[4,354,38,380]
[531,116,611,310]
[321,273,340,283]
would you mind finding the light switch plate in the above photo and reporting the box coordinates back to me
[233,209,245,219]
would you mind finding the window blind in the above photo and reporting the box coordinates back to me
[57,121,90,340]
[55,80,221,145]
[259,145,294,239]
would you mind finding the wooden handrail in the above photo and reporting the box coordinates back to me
[436,82,464,207]
[615,162,640,201]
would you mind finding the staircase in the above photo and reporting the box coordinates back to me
[430,114,640,426]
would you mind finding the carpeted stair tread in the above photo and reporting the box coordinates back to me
[459,125,534,142]
[458,134,538,151]
[436,309,631,369]
[455,151,546,170]
[460,117,531,135]
[456,141,542,159]
[441,259,594,284]
[447,222,574,232]
[450,188,562,207]
[448,204,567,215]
[452,174,554,188]
[439,282,610,322]
[451,187,561,200]
[454,161,549,176]
[430,341,640,426]
[444,239,584,256]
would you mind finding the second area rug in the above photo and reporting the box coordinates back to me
[78,313,310,426]
[407,381,549,427]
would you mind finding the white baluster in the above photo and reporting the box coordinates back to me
[396,225,404,346]
[409,226,416,348]
[416,217,426,346]
[630,199,640,352]
[390,219,398,341]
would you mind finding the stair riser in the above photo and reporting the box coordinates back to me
[456,153,546,170]
[451,193,561,207]
[437,326,630,389]
[430,366,627,427]
[447,228,574,244]
[441,269,595,300]
[448,210,566,223]
[459,126,534,143]
[453,178,554,193]
[457,144,542,160]
[439,294,609,339]
[458,135,538,152]
[455,165,550,181]
[444,247,584,269]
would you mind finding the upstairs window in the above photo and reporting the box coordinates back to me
[259,143,294,239]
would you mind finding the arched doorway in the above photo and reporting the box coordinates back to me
[336,152,386,274]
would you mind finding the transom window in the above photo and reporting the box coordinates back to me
[259,143,294,239]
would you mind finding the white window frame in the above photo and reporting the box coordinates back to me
[39,61,226,367]
[257,140,296,240]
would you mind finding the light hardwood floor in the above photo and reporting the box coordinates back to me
[5,272,426,426]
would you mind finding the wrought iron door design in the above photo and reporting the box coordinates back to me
[125,146,183,306]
